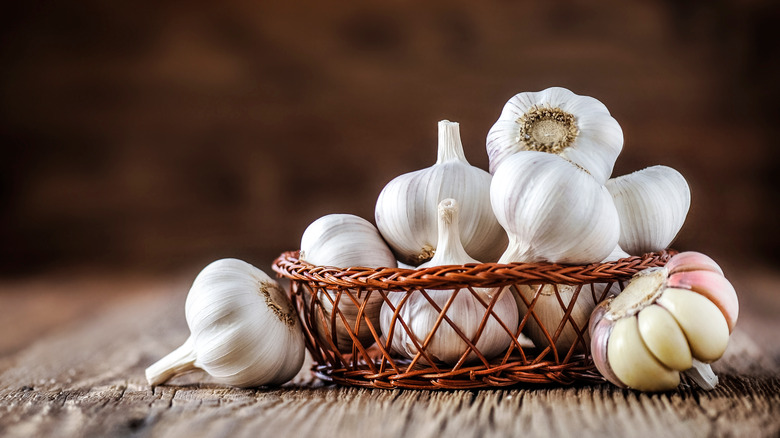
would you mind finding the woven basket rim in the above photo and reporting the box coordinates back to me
[272,249,674,290]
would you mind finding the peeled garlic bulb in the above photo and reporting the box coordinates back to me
[589,251,738,392]
[380,199,518,365]
[492,151,620,264]
[300,214,396,353]
[606,165,691,255]
[375,120,507,265]
[145,258,305,388]
[486,87,623,184]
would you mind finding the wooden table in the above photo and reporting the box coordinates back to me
[1,268,778,437]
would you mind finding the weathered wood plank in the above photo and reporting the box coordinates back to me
[0,270,778,438]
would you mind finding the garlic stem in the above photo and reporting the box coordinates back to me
[436,120,468,164]
[684,359,719,390]
[146,336,198,386]
[423,198,477,266]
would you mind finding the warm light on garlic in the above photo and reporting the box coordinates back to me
[380,199,518,365]
[589,251,738,392]
[145,258,305,388]
[606,165,691,255]
[300,214,396,353]
[491,150,620,264]
[375,120,507,265]
[486,87,623,184]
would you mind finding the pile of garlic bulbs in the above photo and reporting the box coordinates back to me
[146,86,738,392]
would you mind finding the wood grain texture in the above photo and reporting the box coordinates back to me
[0,270,778,438]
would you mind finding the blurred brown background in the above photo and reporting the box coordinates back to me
[1,0,778,278]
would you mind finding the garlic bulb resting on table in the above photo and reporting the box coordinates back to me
[486,86,623,184]
[300,214,397,353]
[145,258,305,388]
[380,199,519,365]
[375,120,507,266]
[590,251,738,392]
[491,150,620,265]
[606,165,691,255]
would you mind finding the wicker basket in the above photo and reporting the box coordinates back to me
[272,250,674,389]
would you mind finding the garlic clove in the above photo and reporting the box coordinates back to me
[606,165,690,255]
[589,300,626,388]
[486,87,623,184]
[637,304,692,371]
[656,288,730,363]
[376,120,507,265]
[607,316,681,392]
[664,251,724,276]
[667,270,738,333]
[492,151,620,264]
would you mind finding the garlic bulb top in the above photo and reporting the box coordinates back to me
[375,120,507,266]
[300,213,396,268]
[491,151,620,264]
[487,87,623,184]
[145,258,305,388]
[606,165,691,255]
[380,199,519,365]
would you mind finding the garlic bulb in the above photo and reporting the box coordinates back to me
[380,199,519,365]
[492,150,620,264]
[300,214,396,353]
[486,87,623,184]
[590,251,738,392]
[606,165,691,255]
[375,120,507,265]
[146,258,305,387]
[512,245,628,355]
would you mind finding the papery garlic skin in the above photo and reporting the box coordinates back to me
[492,151,620,264]
[375,120,507,265]
[380,199,518,365]
[146,259,305,388]
[300,214,396,353]
[486,87,623,184]
[589,251,738,392]
[606,165,690,255]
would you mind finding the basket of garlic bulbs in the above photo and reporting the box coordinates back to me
[272,87,739,390]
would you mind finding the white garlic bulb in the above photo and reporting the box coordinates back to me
[145,258,305,388]
[512,244,629,354]
[486,87,623,184]
[375,120,507,266]
[380,199,519,365]
[300,214,396,353]
[606,165,691,255]
[491,151,620,265]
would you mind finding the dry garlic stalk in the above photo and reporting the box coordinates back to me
[375,120,507,265]
[606,165,691,255]
[487,87,623,184]
[146,259,305,388]
[379,199,518,365]
[590,251,738,392]
[300,214,396,353]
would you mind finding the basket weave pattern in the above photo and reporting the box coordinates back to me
[272,250,674,389]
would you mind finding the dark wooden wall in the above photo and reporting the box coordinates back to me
[1,0,778,276]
